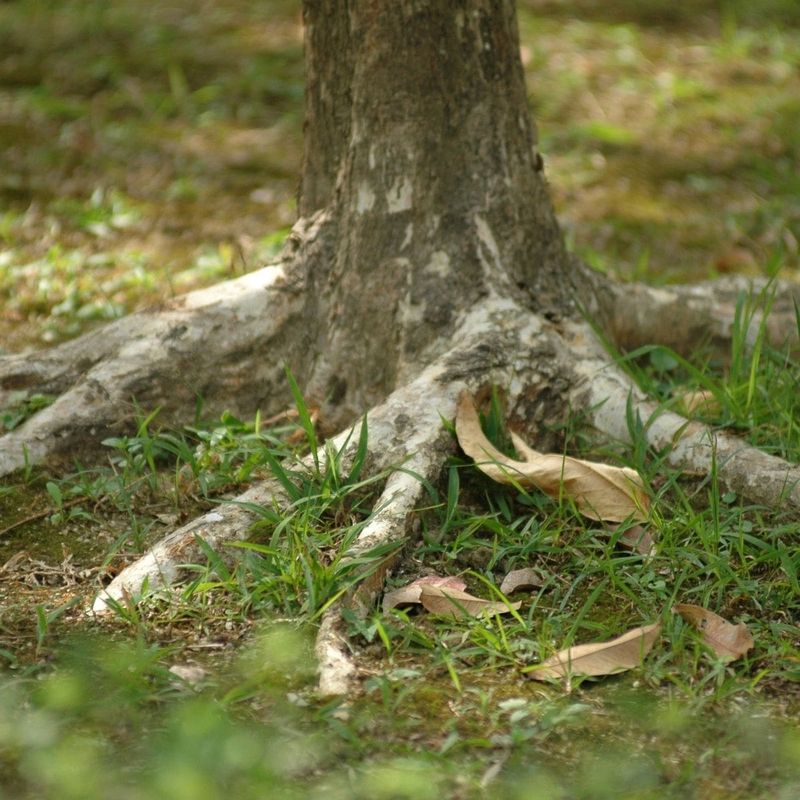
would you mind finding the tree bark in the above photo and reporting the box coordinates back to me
[294,0,570,426]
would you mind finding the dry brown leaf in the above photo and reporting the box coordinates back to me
[382,575,467,612]
[527,622,662,680]
[455,393,650,523]
[618,524,656,556]
[675,389,721,417]
[418,585,521,619]
[674,604,754,660]
[500,568,544,595]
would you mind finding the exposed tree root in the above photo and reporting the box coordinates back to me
[91,477,291,614]
[575,258,800,358]
[91,301,549,612]
[4,261,800,695]
[0,248,309,476]
[562,319,800,509]
[70,305,798,691]
[316,467,437,696]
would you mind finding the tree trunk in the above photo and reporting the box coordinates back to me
[295,0,569,426]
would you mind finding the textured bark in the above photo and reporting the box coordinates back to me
[295,0,570,426]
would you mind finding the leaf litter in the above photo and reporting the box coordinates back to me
[674,603,754,660]
[383,575,520,619]
[419,585,521,619]
[382,575,467,612]
[455,392,650,523]
[375,395,754,686]
[527,623,662,680]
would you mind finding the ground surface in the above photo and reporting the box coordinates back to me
[1,1,799,798]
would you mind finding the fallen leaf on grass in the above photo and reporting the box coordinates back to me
[618,524,655,556]
[527,622,662,680]
[500,567,544,594]
[675,389,721,417]
[674,604,753,660]
[418,585,521,619]
[456,393,650,523]
[383,575,467,612]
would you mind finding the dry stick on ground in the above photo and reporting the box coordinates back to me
[2,1,800,696]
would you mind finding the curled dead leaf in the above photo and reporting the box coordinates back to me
[675,389,721,417]
[418,585,521,620]
[499,567,544,595]
[455,392,650,523]
[674,603,753,661]
[527,622,662,680]
[382,575,467,612]
[618,524,655,556]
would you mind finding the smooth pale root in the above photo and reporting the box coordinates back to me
[674,603,754,660]
[527,622,662,680]
[418,585,521,619]
[455,393,650,523]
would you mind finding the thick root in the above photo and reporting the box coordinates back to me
[91,478,292,614]
[563,319,800,509]
[575,258,800,358]
[316,452,446,695]
[0,265,306,477]
[84,301,800,697]
[86,300,570,693]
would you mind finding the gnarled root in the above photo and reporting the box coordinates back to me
[0,264,305,476]
[561,319,800,509]
[575,258,800,359]
[87,298,800,695]
[0,210,344,478]
[316,467,439,696]
[91,477,292,614]
[5,262,800,697]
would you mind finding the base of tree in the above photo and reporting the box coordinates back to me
[2,217,799,696]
